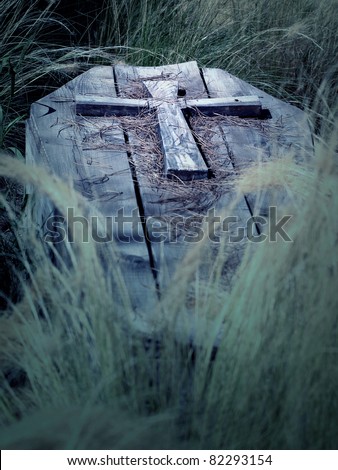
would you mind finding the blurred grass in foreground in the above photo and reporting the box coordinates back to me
[0,104,337,448]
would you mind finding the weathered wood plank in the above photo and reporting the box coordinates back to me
[113,61,255,292]
[75,117,136,215]
[26,67,159,325]
[191,115,259,286]
[28,79,86,186]
[75,66,116,96]
[187,95,262,118]
[76,95,149,116]
[114,62,210,285]
[175,61,209,99]
[143,80,208,180]
[115,61,208,100]
[154,101,208,180]
[202,67,313,159]
[74,71,159,319]
[202,67,313,216]
[143,80,179,100]
[77,116,159,320]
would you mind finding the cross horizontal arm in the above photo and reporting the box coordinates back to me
[186,95,262,117]
[75,95,149,116]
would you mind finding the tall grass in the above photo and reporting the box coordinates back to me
[0,110,337,449]
[0,0,337,450]
[96,0,338,104]
[1,0,337,150]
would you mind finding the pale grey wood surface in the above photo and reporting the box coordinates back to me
[187,95,262,117]
[75,69,159,320]
[114,61,256,291]
[75,65,116,96]
[76,116,159,319]
[144,79,208,180]
[114,61,209,286]
[76,95,149,116]
[202,67,313,160]
[26,61,312,328]
[155,101,208,180]
[202,67,313,215]
[76,77,209,181]
[115,61,208,99]
[26,66,159,323]
[143,80,179,99]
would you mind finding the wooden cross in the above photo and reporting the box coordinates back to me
[76,80,262,181]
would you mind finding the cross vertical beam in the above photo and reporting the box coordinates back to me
[143,80,208,180]
[75,79,263,181]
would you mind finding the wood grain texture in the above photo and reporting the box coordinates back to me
[202,67,313,159]
[143,80,208,180]
[114,61,208,99]
[187,95,262,117]
[202,67,313,215]
[26,66,159,325]
[113,61,256,293]
[26,61,313,335]
[76,95,149,116]
[75,66,116,97]
[143,80,178,99]
[77,116,159,320]
[28,78,84,185]
[191,111,259,287]
[114,62,210,286]
[155,101,208,180]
